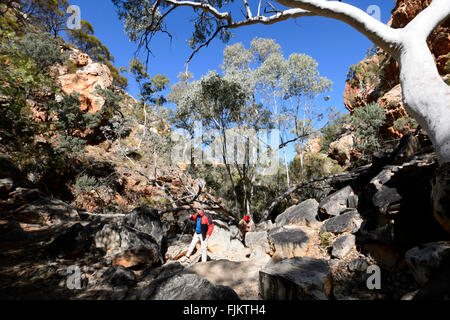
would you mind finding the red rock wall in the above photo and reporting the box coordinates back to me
[343,0,449,137]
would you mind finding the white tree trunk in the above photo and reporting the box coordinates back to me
[398,36,450,164]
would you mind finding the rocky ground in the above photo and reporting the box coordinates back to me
[1,131,449,300]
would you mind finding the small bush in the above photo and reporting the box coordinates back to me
[74,174,99,194]
[16,32,67,71]
[352,103,386,155]
[393,116,418,134]
[290,152,343,183]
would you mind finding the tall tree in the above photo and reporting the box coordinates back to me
[282,53,332,180]
[114,0,450,229]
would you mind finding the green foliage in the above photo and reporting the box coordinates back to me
[74,174,100,194]
[49,93,102,155]
[393,116,419,134]
[16,32,68,71]
[346,59,381,89]
[319,231,333,250]
[129,58,169,105]
[352,103,386,155]
[290,152,343,183]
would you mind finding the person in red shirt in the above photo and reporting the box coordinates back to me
[238,215,253,238]
[181,209,214,263]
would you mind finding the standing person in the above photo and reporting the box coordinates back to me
[238,215,253,238]
[181,209,214,263]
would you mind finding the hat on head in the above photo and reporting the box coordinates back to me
[244,215,250,222]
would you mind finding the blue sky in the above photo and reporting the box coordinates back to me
[67,0,396,162]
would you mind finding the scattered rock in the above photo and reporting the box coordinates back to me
[44,223,102,259]
[372,185,402,211]
[320,211,362,234]
[391,134,420,165]
[275,199,320,228]
[405,241,450,286]
[259,257,332,300]
[142,273,240,300]
[348,259,370,272]
[332,234,356,259]
[329,133,355,167]
[319,186,355,216]
[165,235,191,261]
[125,206,165,248]
[102,266,137,287]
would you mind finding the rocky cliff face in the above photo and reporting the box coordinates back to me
[55,48,113,114]
[343,0,450,137]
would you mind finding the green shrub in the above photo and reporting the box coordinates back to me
[16,32,67,71]
[290,152,343,182]
[74,174,99,194]
[393,116,418,134]
[319,231,333,250]
[352,103,386,155]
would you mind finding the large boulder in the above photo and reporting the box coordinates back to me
[320,211,362,235]
[95,224,161,268]
[141,273,240,300]
[245,231,270,253]
[58,60,113,113]
[332,234,356,259]
[268,227,310,259]
[165,234,192,261]
[207,220,231,254]
[15,198,80,225]
[259,257,332,300]
[125,206,165,248]
[102,266,137,287]
[329,133,355,167]
[391,134,421,165]
[405,241,450,287]
[275,199,320,228]
[44,222,103,259]
[372,185,402,211]
[319,186,356,216]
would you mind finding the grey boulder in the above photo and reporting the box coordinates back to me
[275,199,320,227]
[259,257,332,300]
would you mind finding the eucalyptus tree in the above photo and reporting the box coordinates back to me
[113,0,450,229]
[172,69,271,219]
[282,53,332,180]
